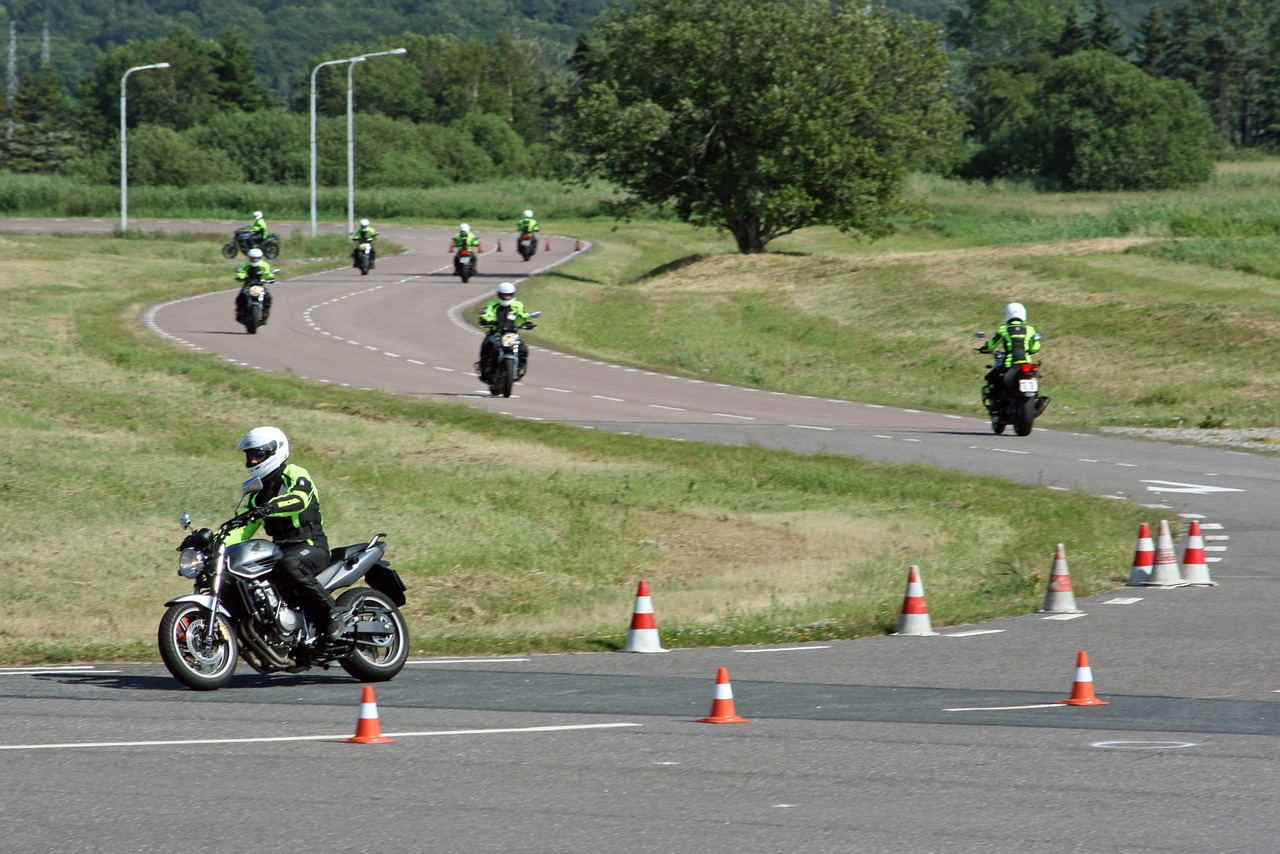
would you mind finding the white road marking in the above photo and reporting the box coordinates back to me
[1105,597,1143,604]
[736,645,832,653]
[1041,613,1086,621]
[945,630,1005,637]
[945,703,1067,712]
[714,413,755,420]
[790,424,834,431]
[1141,479,1244,495]
[649,404,685,411]
[0,722,642,751]
[592,395,624,402]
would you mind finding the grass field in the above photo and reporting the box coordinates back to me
[8,159,1280,664]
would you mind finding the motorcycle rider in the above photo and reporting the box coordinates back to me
[352,217,378,269]
[517,209,539,237]
[476,281,533,381]
[452,223,480,275]
[242,210,269,250]
[234,247,275,324]
[225,426,346,643]
[976,302,1042,406]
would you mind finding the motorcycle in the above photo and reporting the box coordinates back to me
[235,267,274,335]
[975,332,1049,436]
[455,248,477,283]
[159,477,409,691]
[516,232,537,261]
[353,241,374,275]
[477,309,541,398]
[222,228,280,261]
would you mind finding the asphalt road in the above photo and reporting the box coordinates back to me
[1,217,1277,853]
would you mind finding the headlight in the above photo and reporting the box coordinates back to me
[501,332,519,347]
[178,548,206,579]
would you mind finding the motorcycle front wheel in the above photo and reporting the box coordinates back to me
[244,303,262,334]
[262,238,280,260]
[499,359,516,398]
[335,587,409,682]
[158,603,239,691]
[221,242,238,260]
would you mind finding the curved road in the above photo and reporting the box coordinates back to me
[2,217,1277,853]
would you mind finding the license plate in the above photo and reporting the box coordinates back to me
[1019,378,1039,393]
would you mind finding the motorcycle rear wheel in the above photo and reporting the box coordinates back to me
[335,587,409,682]
[460,263,473,283]
[221,242,238,260]
[158,603,239,691]
[1014,398,1036,436]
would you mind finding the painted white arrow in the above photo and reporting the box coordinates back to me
[1141,480,1245,495]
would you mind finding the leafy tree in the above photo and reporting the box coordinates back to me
[563,0,962,253]
[1024,51,1219,190]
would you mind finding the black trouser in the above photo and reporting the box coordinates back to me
[235,288,273,321]
[352,245,376,265]
[272,542,337,627]
[479,336,528,378]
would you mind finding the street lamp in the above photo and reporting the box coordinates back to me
[309,48,407,238]
[120,61,170,232]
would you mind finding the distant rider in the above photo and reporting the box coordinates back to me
[476,281,533,381]
[453,223,480,274]
[234,247,275,324]
[224,426,346,643]
[976,302,1041,404]
[242,210,269,250]
[352,218,378,269]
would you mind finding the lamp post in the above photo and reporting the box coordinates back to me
[309,48,406,238]
[120,61,170,232]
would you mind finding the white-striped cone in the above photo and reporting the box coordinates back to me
[1126,523,1154,586]
[342,685,394,744]
[622,580,669,653]
[1144,520,1186,587]
[697,667,748,724]
[1040,543,1082,614]
[893,565,938,636]
[1180,520,1217,586]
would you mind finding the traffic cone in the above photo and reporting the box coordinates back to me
[496,238,502,252]
[622,580,668,653]
[1179,520,1217,586]
[1125,523,1154,586]
[697,667,748,723]
[1144,520,1185,587]
[892,565,938,636]
[1057,650,1108,706]
[343,685,394,743]
[545,237,552,251]
[1039,543,1081,614]
[574,239,582,252]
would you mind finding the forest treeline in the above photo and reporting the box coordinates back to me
[0,0,1262,193]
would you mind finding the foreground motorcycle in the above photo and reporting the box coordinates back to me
[516,232,537,261]
[455,248,477,282]
[159,478,409,691]
[975,332,1049,436]
[478,309,541,398]
[222,228,280,260]
[235,267,273,334]
[353,241,374,275]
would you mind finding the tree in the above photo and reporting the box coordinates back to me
[1132,6,1172,74]
[1025,51,1220,191]
[2,68,80,173]
[563,0,962,253]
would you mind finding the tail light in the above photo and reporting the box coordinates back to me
[1019,362,1036,373]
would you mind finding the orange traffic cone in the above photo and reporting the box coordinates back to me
[545,237,552,251]
[1057,650,1108,706]
[622,580,668,653]
[1180,520,1217,586]
[496,238,502,253]
[1144,520,1185,587]
[1125,523,1154,586]
[697,667,748,723]
[892,565,938,636]
[1040,543,1082,614]
[343,685,394,743]
[574,239,582,252]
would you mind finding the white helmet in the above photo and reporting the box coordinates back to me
[460,223,471,233]
[523,210,533,218]
[360,218,369,227]
[238,426,289,481]
[496,282,516,303]
[252,211,263,219]
[1003,302,1027,323]
[247,248,264,260]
